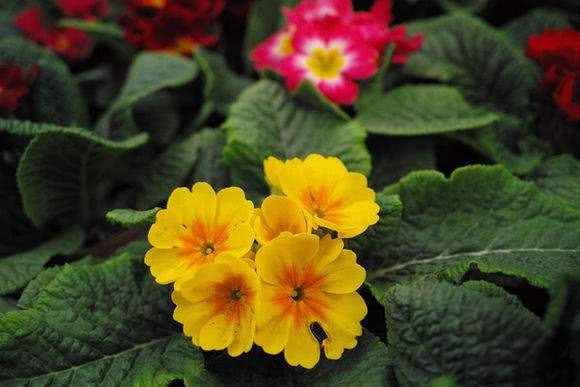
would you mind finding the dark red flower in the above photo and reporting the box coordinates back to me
[0,63,38,118]
[56,0,109,20]
[14,6,93,61]
[527,29,580,121]
[387,25,424,65]
[120,0,225,55]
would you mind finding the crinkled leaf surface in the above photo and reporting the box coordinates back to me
[3,119,148,226]
[106,208,160,228]
[0,227,84,295]
[362,165,580,290]
[0,37,86,125]
[223,79,370,200]
[357,85,498,135]
[0,251,216,386]
[405,14,538,114]
[529,155,580,211]
[380,281,550,386]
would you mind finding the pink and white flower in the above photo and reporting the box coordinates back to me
[283,0,352,25]
[279,24,378,105]
[251,27,295,72]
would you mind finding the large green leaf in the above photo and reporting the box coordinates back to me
[3,120,149,226]
[0,251,215,386]
[223,80,370,200]
[357,85,498,135]
[503,8,571,49]
[380,281,550,386]
[0,37,86,125]
[97,53,198,135]
[529,155,580,211]
[134,128,228,209]
[405,14,538,114]
[0,227,84,295]
[362,165,580,290]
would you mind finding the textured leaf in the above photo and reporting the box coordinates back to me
[367,136,436,190]
[503,8,571,49]
[223,80,370,200]
[358,85,498,135]
[0,252,215,386]
[135,128,228,208]
[529,155,580,211]
[0,228,84,295]
[208,330,389,386]
[7,120,148,226]
[362,165,580,290]
[106,208,160,228]
[58,19,124,39]
[195,48,253,116]
[97,53,198,135]
[0,298,17,314]
[381,281,550,386]
[0,37,86,125]
[405,14,538,114]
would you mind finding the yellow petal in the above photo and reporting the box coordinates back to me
[320,250,366,294]
[190,182,217,225]
[222,223,255,257]
[255,233,318,286]
[284,323,321,369]
[172,291,213,345]
[255,195,309,245]
[312,235,343,270]
[176,262,231,303]
[331,172,375,202]
[215,187,254,226]
[199,313,236,351]
[148,209,183,248]
[263,156,284,191]
[333,201,380,238]
[254,312,291,355]
[227,311,256,357]
[166,187,196,225]
[320,320,359,360]
[323,292,367,336]
[144,247,193,284]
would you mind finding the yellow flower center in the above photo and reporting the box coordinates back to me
[201,243,215,256]
[291,287,305,302]
[230,289,243,301]
[306,47,346,80]
[276,33,294,57]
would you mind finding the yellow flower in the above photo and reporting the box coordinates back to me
[266,154,379,238]
[145,182,254,286]
[263,156,284,193]
[173,255,260,356]
[254,195,310,245]
[254,233,367,369]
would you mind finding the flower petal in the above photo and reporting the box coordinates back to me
[215,187,253,226]
[144,247,193,284]
[190,182,217,225]
[223,223,255,257]
[320,249,366,294]
[199,312,236,351]
[148,209,183,248]
[284,323,321,369]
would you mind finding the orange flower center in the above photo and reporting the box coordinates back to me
[209,275,255,322]
[300,186,343,223]
[178,220,229,265]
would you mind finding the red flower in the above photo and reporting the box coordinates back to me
[120,0,225,56]
[0,63,38,118]
[14,7,93,61]
[56,0,109,20]
[527,29,580,121]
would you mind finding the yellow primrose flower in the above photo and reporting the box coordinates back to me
[145,182,254,286]
[265,154,379,238]
[254,195,310,245]
[173,255,260,357]
[254,233,367,369]
[263,156,284,193]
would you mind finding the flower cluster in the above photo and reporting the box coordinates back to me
[0,64,38,118]
[119,0,225,56]
[527,28,580,122]
[251,0,423,105]
[145,154,379,368]
[14,1,107,61]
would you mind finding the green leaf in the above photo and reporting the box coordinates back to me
[0,227,84,295]
[363,165,580,291]
[209,330,389,386]
[367,137,436,190]
[0,37,86,125]
[17,267,62,309]
[195,48,253,116]
[405,14,538,114]
[58,18,124,39]
[97,53,198,135]
[381,281,551,386]
[461,280,524,308]
[135,128,228,208]
[0,298,17,314]
[503,8,571,49]
[106,208,160,228]
[357,85,498,135]
[243,0,299,69]
[6,120,148,226]
[529,155,580,211]
[223,79,370,200]
[0,252,215,385]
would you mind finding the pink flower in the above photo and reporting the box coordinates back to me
[279,23,378,105]
[283,0,352,25]
[387,26,424,65]
[251,27,295,72]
